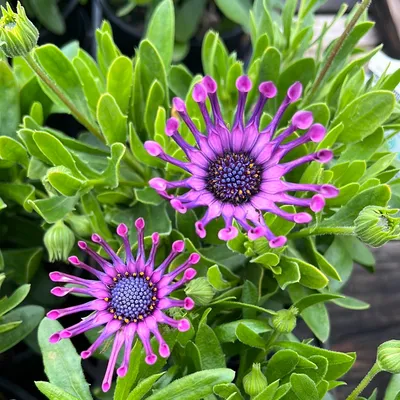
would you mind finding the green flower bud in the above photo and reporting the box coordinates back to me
[271,307,298,334]
[66,214,92,238]
[44,220,75,262]
[377,340,400,373]
[184,277,214,305]
[0,2,38,57]
[243,363,268,397]
[355,206,400,247]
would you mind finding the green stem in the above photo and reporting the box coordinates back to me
[265,330,280,350]
[302,0,372,105]
[24,52,104,143]
[288,226,354,239]
[346,362,381,400]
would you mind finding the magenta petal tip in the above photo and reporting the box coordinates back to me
[321,184,339,198]
[91,233,101,243]
[288,82,303,102]
[172,97,186,112]
[195,221,206,238]
[165,117,179,136]
[144,141,163,157]
[292,111,313,130]
[311,194,325,212]
[47,310,60,319]
[269,236,287,248]
[116,223,128,237]
[294,212,312,224]
[236,75,252,92]
[202,75,217,93]
[160,343,170,358]
[184,297,195,310]
[177,319,190,332]
[49,333,61,343]
[172,240,185,253]
[170,199,187,214]
[218,226,238,241]
[192,83,207,102]
[81,350,91,359]
[259,81,277,98]
[152,232,160,244]
[145,354,157,365]
[248,226,264,240]
[184,268,197,280]
[309,124,326,142]
[102,382,111,393]
[68,256,79,265]
[117,366,128,377]
[135,217,145,230]
[316,149,333,163]
[77,241,87,250]
[189,253,201,264]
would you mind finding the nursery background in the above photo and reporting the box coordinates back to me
[1,0,400,399]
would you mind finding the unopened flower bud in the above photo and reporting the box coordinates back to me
[44,221,75,262]
[377,340,400,373]
[355,206,400,247]
[271,307,298,333]
[243,363,268,397]
[0,2,38,57]
[184,277,214,305]
[66,214,92,238]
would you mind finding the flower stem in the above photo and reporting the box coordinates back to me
[346,362,381,400]
[303,0,372,105]
[288,226,354,239]
[23,52,104,143]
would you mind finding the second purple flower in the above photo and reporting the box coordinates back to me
[145,76,339,248]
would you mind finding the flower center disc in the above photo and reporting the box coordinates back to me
[109,276,156,322]
[206,152,262,205]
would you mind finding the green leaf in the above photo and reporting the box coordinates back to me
[0,61,20,138]
[27,0,65,34]
[215,319,272,343]
[275,341,356,380]
[235,323,266,349]
[29,196,78,224]
[168,65,193,98]
[384,373,400,400]
[0,136,28,167]
[107,56,133,115]
[290,373,319,400]
[3,248,43,284]
[296,355,328,384]
[38,318,93,400]
[305,103,330,126]
[361,153,396,183]
[196,313,226,369]
[35,381,79,400]
[146,369,235,400]
[33,131,85,178]
[0,320,22,333]
[282,0,297,43]
[202,31,219,77]
[0,183,35,211]
[145,0,174,67]
[207,265,231,290]
[276,258,300,290]
[47,166,86,197]
[0,284,30,318]
[81,192,112,239]
[0,305,44,353]
[293,293,344,313]
[332,295,370,310]
[318,185,391,228]
[145,82,165,137]
[175,0,206,42]
[126,373,165,400]
[175,210,201,247]
[266,349,299,382]
[215,0,251,28]
[97,94,127,145]
[34,44,93,124]
[334,91,395,143]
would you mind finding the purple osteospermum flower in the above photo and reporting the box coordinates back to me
[145,76,339,247]
[47,218,198,392]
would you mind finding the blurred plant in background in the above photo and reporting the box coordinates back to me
[0,0,400,399]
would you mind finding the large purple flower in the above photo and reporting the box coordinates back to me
[145,76,339,247]
[47,218,198,392]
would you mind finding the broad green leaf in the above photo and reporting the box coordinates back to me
[266,349,299,382]
[384,374,400,400]
[145,0,174,67]
[96,30,120,75]
[305,103,330,126]
[175,0,206,42]
[275,342,356,380]
[47,166,86,197]
[253,380,279,400]
[290,373,319,400]
[34,44,93,123]
[0,284,30,318]
[293,293,344,313]
[334,91,395,143]
[215,0,251,28]
[196,314,226,369]
[0,305,44,353]
[0,136,28,167]
[135,187,162,206]
[338,68,365,112]
[38,318,93,400]
[0,182,35,211]
[35,381,79,400]
[361,153,396,183]
[0,61,19,138]
[275,258,300,290]
[29,196,78,224]
[127,372,165,400]
[202,31,219,77]
[145,83,165,137]
[146,369,235,400]
[215,319,272,343]
[235,323,266,349]
[3,248,42,284]
[107,56,133,114]
[28,0,65,34]
[207,265,231,290]
[97,94,127,144]
[282,0,297,43]
[33,131,85,178]
[318,185,391,228]
[296,355,328,384]
[168,65,193,98]
[333,295,370,310]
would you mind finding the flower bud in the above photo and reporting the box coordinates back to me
[66,214,92,238]
[184,277,214,305]
[243,363,268,397]
[44,221,75,262]
[377,340,400,373]
[0,2,38,58]
[355,206,400,247]
[271,307,298,334]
